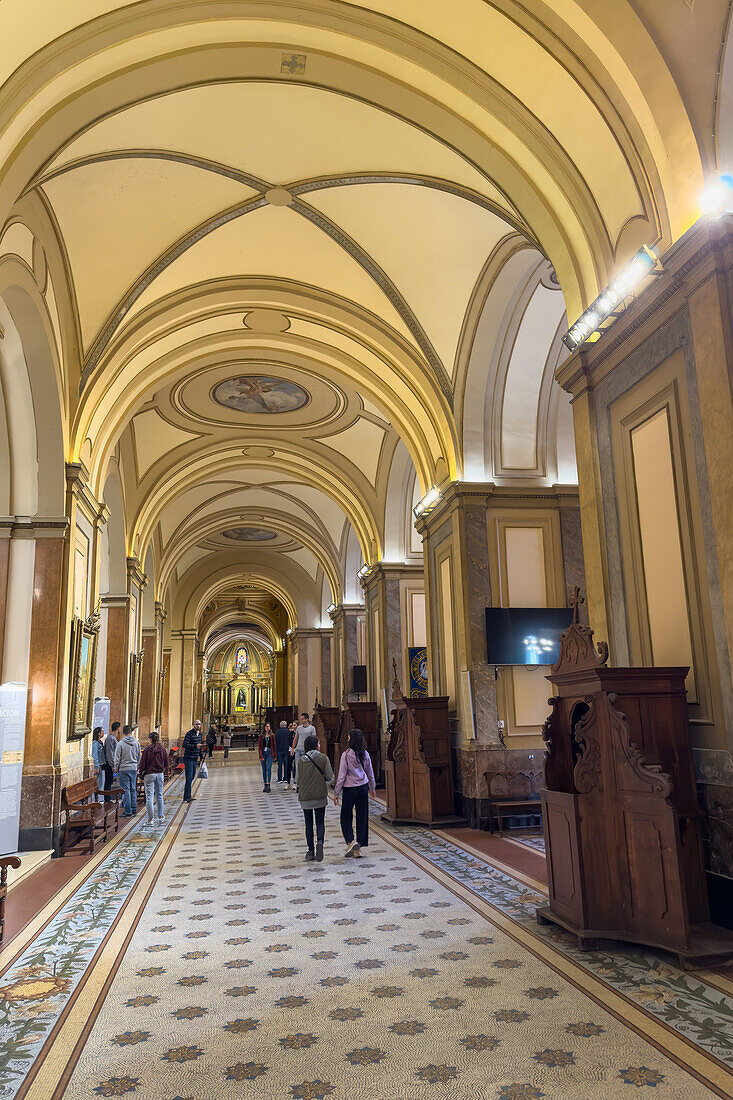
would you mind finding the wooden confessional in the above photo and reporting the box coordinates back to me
[382,662,464,826]
[313,697,341,768]
[537,591,733,968]
[334,700,380,779]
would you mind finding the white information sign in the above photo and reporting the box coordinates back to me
[93,697,111,736]
[0,682,28,855]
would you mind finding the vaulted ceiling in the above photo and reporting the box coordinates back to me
[0,0,721,641]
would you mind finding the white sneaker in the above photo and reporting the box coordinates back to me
[156,817,165,823]
[345,840,358,858]
[143,819,155,828]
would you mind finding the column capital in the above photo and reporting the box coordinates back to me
[66,461,105,524]
[126,555,148,589]
[155,600,167,625]
[101,592,131,609]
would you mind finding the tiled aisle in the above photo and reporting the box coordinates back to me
[41,764,727,1099]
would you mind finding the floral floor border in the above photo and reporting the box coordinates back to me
[0,775,184,1100]
[380,818,733,1066]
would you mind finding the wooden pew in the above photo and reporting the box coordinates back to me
[61,777,121,855]
[484,769,542,836]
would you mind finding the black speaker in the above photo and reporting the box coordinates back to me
[352,664,367,694]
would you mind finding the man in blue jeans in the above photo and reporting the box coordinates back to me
[182,719,202,803]
[274,720,291,784]
[114,724,141,816]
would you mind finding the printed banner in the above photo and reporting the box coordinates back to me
[408,647,428,698]
[0,682,28,855]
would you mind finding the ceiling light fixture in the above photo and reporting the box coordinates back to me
[562,244,658,352]
[413,486,442,519]
[699,174,733,217]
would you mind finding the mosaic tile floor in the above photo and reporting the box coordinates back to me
[0,763,722,1099]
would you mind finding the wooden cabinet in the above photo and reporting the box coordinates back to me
[538,593,733,968]
[382,691,464,827]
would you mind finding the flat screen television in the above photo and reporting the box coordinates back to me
[485,607,573,666]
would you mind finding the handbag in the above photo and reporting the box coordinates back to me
[199,761,208,779]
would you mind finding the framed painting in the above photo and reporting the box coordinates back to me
[154,665,167,730]
[129,649,144,725]
[68,608,100,741]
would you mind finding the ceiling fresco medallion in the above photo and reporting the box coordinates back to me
[212,375,309,414]
[222,527,277,541]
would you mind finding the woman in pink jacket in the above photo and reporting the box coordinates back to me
[333,728,376,858]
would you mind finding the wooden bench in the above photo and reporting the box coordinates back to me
[485,769,542,836]
[61,777,122,855]
[0,855,21,945]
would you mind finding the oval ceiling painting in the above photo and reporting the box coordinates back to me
[222,527,277,541]
[212,374,309,414]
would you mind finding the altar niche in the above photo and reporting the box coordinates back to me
[537,591,733,969]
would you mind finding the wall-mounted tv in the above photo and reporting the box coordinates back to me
[485,607,573,666]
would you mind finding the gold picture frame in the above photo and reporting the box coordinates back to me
[129,649,144,725]
[68,607,100,741]
[154,665,167,729]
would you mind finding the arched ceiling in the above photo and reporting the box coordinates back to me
[0,1,716,635]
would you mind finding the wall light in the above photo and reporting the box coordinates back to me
[286,628,293,636]
[357,564,372,581]
[562,244,658,352]
[700,174,733,217]
[413,486,442,519]
[326,603,336,615]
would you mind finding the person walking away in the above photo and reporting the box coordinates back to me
[91,727,105,802]
[221,726,232,761]
[139,730,168,827]
[275,720,291,784]
[333,728,376,858]
[182,719,202,803]
[205,725,217,759]
[297,733,333,862]
[293,712,316,790]
[104,721,119,791]
[259,723,276,792]
[114,724,142,817]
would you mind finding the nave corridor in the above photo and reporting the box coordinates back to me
[2,762,732,1100]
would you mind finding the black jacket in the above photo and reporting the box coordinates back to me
[182,728,202,760]
[274,725,291,753]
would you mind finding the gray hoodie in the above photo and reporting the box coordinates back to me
[114,734,141,773]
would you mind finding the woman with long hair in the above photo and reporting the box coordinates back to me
[333,728,376,858]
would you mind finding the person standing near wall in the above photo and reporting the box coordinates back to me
[91,727,105,803]
[182,719,202,803]
[114,724,141,817]
[221,725,232,761]
[104,721,119,791]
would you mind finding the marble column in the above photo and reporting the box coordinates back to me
[18,524,70,850]
[179,630,198,729]
[160,649,171,744]
[102,594,132,728]
[361,564,423,695]
[320,630,333,706]
[137,629,157,738]
[330,604,364,702]
[290,628,326,714]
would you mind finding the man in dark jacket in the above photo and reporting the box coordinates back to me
[274,720,291,784]
[182,719,202,803]
[103,721,120,790]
